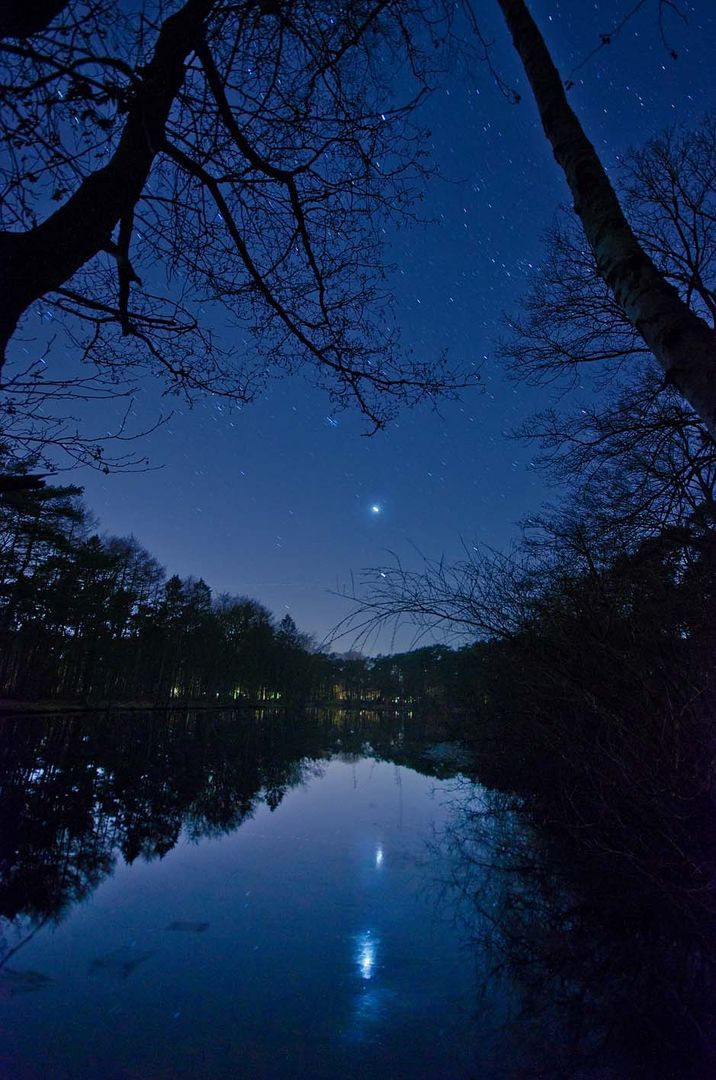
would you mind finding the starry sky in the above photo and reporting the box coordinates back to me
[74,0,715,652]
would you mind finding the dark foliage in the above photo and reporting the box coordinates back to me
[0,458,473,706]
[0,458,329,702]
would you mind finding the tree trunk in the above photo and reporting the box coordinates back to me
[497,0,716,438]
[0,0,212,365]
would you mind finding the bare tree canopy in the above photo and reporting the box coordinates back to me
[504,117,716,545]
[2,0,714,470]
[0,0,473,467]
[497,0,716,438]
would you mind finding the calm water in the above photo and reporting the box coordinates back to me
[1,708,713,1080]
[0,709,506,1080]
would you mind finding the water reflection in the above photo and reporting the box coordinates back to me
[437,777,716,1080]
[356,929,378,981]
[0,711,478,1080]
[0,707,448,929]
[1,706,713,1078]
[89,946,157,981]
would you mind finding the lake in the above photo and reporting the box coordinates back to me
[0,708,508,1079]
[0,708,712,1079]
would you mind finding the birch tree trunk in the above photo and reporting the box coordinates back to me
[497,0,716,438]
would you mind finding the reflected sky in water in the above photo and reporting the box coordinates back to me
[3,708,706,1077]
[0,751,493,1079]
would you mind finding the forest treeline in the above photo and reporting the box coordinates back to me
[0,468,310,702]
[0,463,474,705]
[2,449,714,737]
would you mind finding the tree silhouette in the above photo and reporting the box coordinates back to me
[501,116,716,547]
[496,0,716,437]
[0,0,471,466]
[0,467,367,702]
[3,2,713,464]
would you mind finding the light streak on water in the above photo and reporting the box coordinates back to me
[356,930,377,980]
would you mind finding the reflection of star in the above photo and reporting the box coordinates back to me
[371,504,381,514]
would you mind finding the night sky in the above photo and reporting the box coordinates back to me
[73,0,715,652]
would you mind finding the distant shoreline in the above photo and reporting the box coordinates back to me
[0,699,416,715]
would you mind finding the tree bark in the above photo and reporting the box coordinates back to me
[0,0,212,366]
[497,0,716,439]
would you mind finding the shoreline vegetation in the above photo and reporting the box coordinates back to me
[0,465,478,711]
[0,698,423,714]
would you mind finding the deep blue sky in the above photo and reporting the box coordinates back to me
[75,0,715,652]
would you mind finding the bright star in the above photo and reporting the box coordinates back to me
[371,504,381,514]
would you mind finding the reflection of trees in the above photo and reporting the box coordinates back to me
[0,707,458,936]
[0,710,311,929]
[439,779,716,1080]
